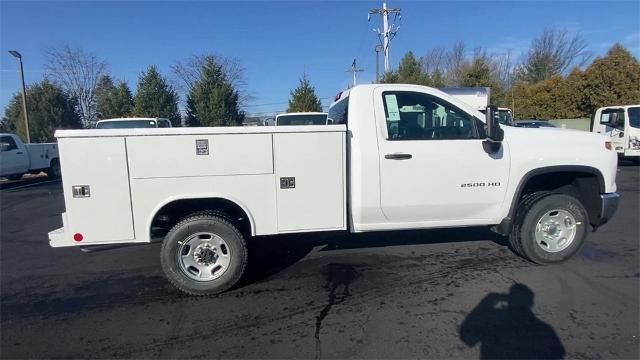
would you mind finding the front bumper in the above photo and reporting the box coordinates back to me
[596,192,620,227]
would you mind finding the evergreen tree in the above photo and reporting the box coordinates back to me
[187,57,244,127]
[2,80,81,142]
[184,95,199,127]
[95,75,117,118]
[383,51,430,85]
[134,65,181,126]
[460,57,507,106]
[287,74,322,112]
[96,76,134,119]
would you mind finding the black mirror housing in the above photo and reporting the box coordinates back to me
[485,105,504,142]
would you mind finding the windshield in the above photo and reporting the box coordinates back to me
[628,107,640,129]
[276,114,327,126]
[96,120,157,129]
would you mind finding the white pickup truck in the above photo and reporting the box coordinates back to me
[49,84,619,296]
[0,133,60,180]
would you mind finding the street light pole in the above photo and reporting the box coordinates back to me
[375,45,383,83]
[9,50,30,143]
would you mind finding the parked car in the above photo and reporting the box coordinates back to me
[591,105,640,163]
[0,133,60,180]
[275,112,329,126]
[49,84,619,296]
[96,118,172,129]
[516,120,557,128]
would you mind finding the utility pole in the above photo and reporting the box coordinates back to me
[8,50,30,143]
[368,1,401,73]
[346,58,364,87]
[374,44,383,83]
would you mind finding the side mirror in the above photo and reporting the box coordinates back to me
[0,143,9,152]
[486,105,504,142]
[327,118,334,125]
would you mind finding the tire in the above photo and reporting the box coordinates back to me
[161,213,247,296]
[510,193,588,264]
[47,159,61,179]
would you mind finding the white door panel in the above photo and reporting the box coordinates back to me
[374,88,510,225]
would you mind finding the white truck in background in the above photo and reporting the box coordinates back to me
[275,112,329,126]
[49,84,619,296]
[0,133,60,180]
[591,105,640,163]
[440,87,514,126]
[96,117,173,129]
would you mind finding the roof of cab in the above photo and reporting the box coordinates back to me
[96,117,168,123]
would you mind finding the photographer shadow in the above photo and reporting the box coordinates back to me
[459,283,566,359]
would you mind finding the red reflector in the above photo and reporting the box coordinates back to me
[605,141,613,150]
[334,92,343,102]
[73,233,83,242]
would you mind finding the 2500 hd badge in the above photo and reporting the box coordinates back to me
[460,182,501,188]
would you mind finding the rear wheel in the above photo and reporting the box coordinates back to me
[161,213,247,296]
[510,193,588,264]
[47,159,61,179]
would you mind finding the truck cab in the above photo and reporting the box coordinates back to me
[591,105,640,162]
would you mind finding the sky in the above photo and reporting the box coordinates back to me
[1,0,639,117]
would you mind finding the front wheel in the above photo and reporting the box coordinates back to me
[161,213,248,296]
[510,193,588,264]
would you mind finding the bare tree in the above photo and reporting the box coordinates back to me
[44,45,109,127]
[445,41,468,86]
[171,54,252,106]
[421,47,446,75]
[518,28,592,83]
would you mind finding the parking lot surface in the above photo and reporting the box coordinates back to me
[1,166,638,359]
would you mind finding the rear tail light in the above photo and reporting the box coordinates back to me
[605,141,613,150]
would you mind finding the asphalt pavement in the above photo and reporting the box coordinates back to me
[1,165,638,359]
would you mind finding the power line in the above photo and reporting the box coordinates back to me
[368,1,401,73]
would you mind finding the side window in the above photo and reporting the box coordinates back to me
[601,109,626,129]
[328,96,349,125]
[158,120,171,128]
[0,136,18,151]
[382,91,478,140]
[613,110,625,129]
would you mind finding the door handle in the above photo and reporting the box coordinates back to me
[16,151,23,154]
[385,153,412,160]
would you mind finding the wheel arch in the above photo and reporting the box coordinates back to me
[147,194,256,240]
[496,165,605,235]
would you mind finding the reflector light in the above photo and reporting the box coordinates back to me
[73,233,83,242]
[605,141,613,150]
[334,92,343,102]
